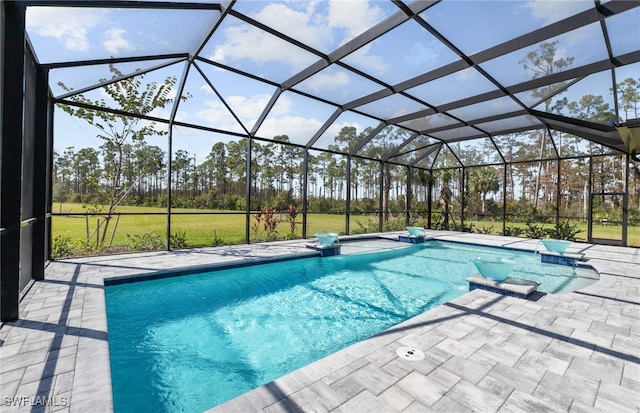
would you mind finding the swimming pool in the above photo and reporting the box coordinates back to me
[105,240,598,412]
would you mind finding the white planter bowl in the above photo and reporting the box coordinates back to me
[406,226,425,236]
[472,257,516,281]
[316,233,338,246]
[541,239,571,253]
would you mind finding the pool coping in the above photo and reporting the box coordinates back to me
[1,232,639,412]
[103,250,321,286]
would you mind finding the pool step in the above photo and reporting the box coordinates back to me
[467,274,540,299]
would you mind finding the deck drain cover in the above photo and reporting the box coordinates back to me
[396,346,425,361]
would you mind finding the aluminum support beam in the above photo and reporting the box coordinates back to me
[32,65,49,280]
[1,1,26,322]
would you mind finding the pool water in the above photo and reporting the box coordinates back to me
[105,240,598,412]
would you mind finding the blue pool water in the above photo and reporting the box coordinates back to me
[105,240,598,412]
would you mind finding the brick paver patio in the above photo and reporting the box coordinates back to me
[1,232,638,412]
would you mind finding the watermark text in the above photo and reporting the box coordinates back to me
[3,396,69,407]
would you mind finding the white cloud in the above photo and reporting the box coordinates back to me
[210,46,226,63]
[194,100,244,132]
[304,71,350,91]
[328,0,384,40]
[345,44,388,75]
[270,94,293,116]
[526,0,592,26]
[404,41,439,66]
[103,28,134,55]
[210,23,314,71]
[199,84,215,95]
[326,1,389,74]
[26,7,106,51]
[208,0,386,72]
[226,94,274,120]
[251,3,332,51]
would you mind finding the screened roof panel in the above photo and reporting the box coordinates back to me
[474,115,543,134]
[389,135,438,164]
[606,7,640,57]
[194,61,278,133]
[615,63,640,123]
[357,126,413,160]
[449,137,502,166]
[230,0,400,54]
[175,66,245,134]
[57,61,187,120]
[479,23,609,88]
[512,78,578,109]
[311,112,380,152]
[198,14,321,83]
[429,126,482,142]
[293,65,384,105]
[446,96,522,123]
[405,67,496,107]
[399,113,459,134]
[26,7,218,64]
[27,1,640,166]
[424,0,594,56]
[354,93,428,121]
[49,58,183,98]
[533,70,616,125]
[255,91,337,145]
[340,19,460,86]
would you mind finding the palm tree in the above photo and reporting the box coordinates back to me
[469,167,500,214]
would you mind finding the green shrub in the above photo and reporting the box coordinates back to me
[126,232,165,252]
[524,223,548,239]
[170,231,188,249]
[504,226,523,237]
[353,218,378,234]
[548,219,582,241]
[51,235,74,258]
[383,215,407,231]
[474,225,494,234]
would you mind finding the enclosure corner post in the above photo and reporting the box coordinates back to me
[346,155,351,235]
[245,137,252,244]
[302,149,308,239]
[167,123,173,251]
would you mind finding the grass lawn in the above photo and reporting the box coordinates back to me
[51,203,640,256]
[51,203,349,251]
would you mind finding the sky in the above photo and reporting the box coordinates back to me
[24,0,640,163]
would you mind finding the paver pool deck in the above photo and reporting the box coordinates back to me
[1,231,639,412]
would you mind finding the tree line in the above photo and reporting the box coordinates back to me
[53,125,639,220]
[53,41,640,234]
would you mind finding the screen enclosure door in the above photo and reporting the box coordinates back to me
[588,192,626,246]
